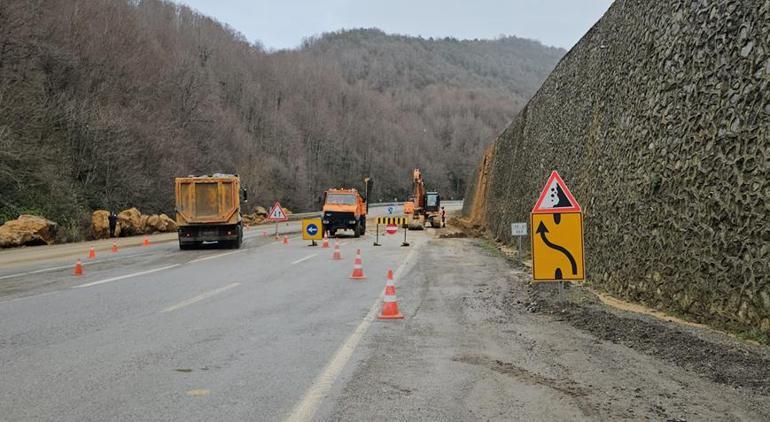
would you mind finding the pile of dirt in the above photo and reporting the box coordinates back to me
[0,215,58,248]
[523,283,770,395]
[438,231,468,239]
[447,217,486,238]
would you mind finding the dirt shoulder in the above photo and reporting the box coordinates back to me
[321,231,770,421]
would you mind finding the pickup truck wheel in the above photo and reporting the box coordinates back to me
[354,222,361,238]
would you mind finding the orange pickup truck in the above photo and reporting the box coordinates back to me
[322,188,367,238]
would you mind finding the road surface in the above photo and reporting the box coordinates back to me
[1,201,769,421]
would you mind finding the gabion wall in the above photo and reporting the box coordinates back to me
[467,0,770,334]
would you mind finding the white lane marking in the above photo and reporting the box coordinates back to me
[0,266,70,280]
[290,254,318,266]
[0,251,157,281]
[0,291,58,305]
[284,242,421,422]
[71,265,179,289]
[161,283,240,313]
[187,250,242,264]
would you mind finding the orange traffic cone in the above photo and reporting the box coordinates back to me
[73,259,84,276]
[322,235,329,248]
[350,249,367,279]
[283,235,289,245]
[88,246,96,259]
[379,269,403,319]
[143,235,150,246]
[111,242,119,253]
[332,241,342,260]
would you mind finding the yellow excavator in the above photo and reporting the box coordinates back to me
[405,169,441,230]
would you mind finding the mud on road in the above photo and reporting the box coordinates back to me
[322,235,770,421]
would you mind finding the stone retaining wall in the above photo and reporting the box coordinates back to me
[466,0,770,335]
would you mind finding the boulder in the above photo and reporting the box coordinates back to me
[158,214,177,232]
[0,215,58,248]
[91,210,111,239]
[254,206,268,217]
[143,214,161,233]
[117,208,143,236]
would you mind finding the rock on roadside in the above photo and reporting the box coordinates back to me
[0,215,58,248]
[117,208,143,236]
[158,214,177,232]
[91,210,111,239]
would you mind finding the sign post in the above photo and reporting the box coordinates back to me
[530,171,585,283]
[510,222,528,265]
[268,201,289,239]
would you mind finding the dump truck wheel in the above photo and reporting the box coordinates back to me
[354,222,361,238]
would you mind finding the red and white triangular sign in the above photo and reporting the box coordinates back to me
[532,171,581,213]
[268,201,289,221]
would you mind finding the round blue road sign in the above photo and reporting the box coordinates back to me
[306,223,319,235]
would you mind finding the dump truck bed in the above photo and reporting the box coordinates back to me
[175,176,241,225]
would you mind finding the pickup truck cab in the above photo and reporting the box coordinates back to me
[322,188,366,238]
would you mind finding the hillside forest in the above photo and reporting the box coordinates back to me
[0,0,563,239]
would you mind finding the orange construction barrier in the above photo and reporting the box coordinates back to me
[111,243,119,253]
[350,249,367,280]
[332,241,342,260]
[379,269,403,319]
[88,246,96,259]
[73,259,84,276]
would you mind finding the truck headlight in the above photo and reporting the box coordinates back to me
[349,220,356,224]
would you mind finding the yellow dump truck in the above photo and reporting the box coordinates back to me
[175,174,248,249]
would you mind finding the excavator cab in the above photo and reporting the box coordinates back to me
[424,192,440,213]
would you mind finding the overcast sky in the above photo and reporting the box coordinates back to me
[177,0,615,51]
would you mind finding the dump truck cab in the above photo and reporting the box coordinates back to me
[175,174,247,249]
[322,188,367,238]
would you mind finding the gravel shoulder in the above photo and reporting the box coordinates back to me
[321,234,770,421]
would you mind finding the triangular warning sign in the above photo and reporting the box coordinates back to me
[532,171,581,213]
[268,201,289,221]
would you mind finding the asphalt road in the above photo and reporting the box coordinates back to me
[0,203,459,421]
[3,200,767,421]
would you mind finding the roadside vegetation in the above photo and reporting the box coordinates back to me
[0,0,562,240]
